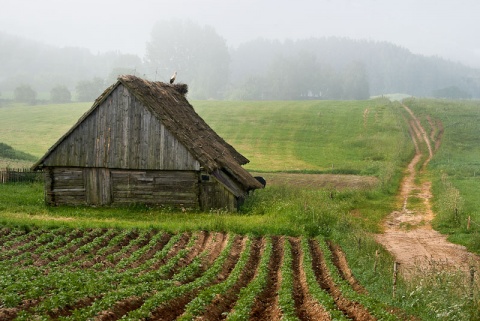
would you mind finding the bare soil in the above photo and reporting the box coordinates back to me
[376,104,480,275]
[147,232,191,271]
[290,237,331,321]
[309,239,376,321]
[148,235,246,321]
[128,232,172,269]
[250,236,284,321]
[0,298,40,321]
[196,236,264,320]
[328,241,367,295]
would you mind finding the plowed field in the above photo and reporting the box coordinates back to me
[0,227,401,320]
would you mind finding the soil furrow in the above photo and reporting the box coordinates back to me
[197,236,264,320]
[108,231,156,269]
[74,233,219,321]
[203,232,229,267]
[32,229,85,267]
[76,230,123,269]
[327,241,367,295]
[92,234,237,321]
[143,235,246,321]
[48,296,98,319]
[249,235,284,321]
[0,298,41,321]
[134,232,173,264]
[86,230,139,270]
[60,228,113,267]
[94,296,146,321]
[1,230,43,255]
[290,237,331,321]
[0,228,26,245]
[309,239,375,321]
[147,231,191,271]
[115,231,171,270]
[112,229,158,271]
[163,231,209,278]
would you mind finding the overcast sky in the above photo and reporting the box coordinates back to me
[1,0,479,68]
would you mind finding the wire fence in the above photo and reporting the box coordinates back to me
[468,215,480,230]
[0,168,43,184]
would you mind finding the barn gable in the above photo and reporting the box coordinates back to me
[35,84,200,171]
[33,75,262,210]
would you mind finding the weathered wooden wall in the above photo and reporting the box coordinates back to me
[199,173,238,211]
[45,167,85,206]
[42,84,200,171]
[45,167,200,208]
[111,170,198,208]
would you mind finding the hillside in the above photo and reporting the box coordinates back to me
[0,99,411,176]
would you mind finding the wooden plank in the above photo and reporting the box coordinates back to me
[84,168,112,205]
[110,169,198,208]
[41,84,201,171]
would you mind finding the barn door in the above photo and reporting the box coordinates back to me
[85,168,112,205]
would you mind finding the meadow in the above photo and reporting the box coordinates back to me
[0,98,479,320]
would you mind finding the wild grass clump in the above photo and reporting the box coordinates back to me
[433,173,465,228]
[333,230,480,321]
[241,184,394,237]
[402,269,479,320]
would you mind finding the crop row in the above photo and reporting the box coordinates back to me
[0,226,402,320]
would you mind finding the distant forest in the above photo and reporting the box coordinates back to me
[1,23,479,101]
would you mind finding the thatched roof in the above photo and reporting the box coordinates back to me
[33,75,262,191]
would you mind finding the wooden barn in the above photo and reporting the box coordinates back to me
[32,75,263,211]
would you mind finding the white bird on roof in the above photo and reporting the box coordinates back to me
[170,71,177,84]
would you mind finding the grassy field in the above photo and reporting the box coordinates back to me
[194,99,411,175]
[1,98,479,320]
[0,102,90,160]
[0,98,412,233]
[0,99,411,174]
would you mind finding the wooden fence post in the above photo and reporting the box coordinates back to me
[470,266,476,300]
[393,262,400,299]
[374,249,379,273]
[467,216,471,230]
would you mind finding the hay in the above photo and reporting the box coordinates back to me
[172,83,188,96]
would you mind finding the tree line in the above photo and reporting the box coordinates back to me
[1,21,479,103]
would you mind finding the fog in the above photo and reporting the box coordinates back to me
[1,0,479,68]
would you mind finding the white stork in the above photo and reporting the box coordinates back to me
[170,71,177,84]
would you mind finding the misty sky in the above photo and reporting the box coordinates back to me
[1,0,479,68]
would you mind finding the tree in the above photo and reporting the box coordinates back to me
[14,84,36,104]
[227,76,267,100]
[75,77,105,102]
[146,20,230,99]
[342,61,370,100]
[50,85,71,103]
[432,86,471,99]
[262,52,327,100]
[106,54,143,84]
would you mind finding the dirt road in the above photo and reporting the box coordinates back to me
[376,104,479,275]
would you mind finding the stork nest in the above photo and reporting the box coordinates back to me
[172,83,188,96]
